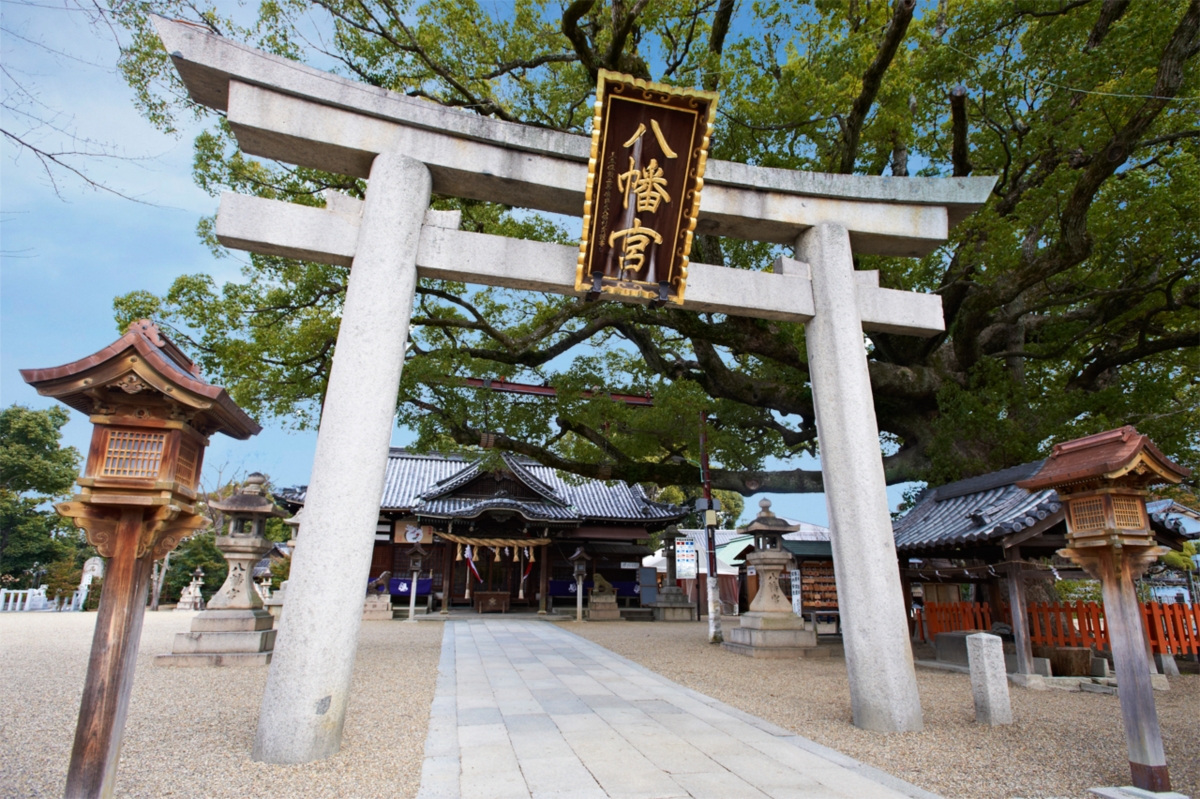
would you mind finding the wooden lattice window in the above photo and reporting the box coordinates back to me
[1112,496,1144,529]
[101,430,166,479]
[1070,497,1106,532]
[176,437,199,487]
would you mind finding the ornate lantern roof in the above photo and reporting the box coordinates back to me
[20,319,259,440]
[1017,426,1191,551]
[1018,426,1190,493]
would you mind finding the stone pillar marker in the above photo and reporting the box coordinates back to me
[966,633,1012,725]
[797,222,924,733]
[253,152,432,765]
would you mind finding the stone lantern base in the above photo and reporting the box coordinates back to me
[722,612,820,658]
[722,549,819,658]
[156,609,277,667]
[650,586,696,621]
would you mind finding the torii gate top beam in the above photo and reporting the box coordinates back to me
[153,16,994,258]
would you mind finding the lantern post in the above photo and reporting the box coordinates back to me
[406,545,425,622]
[1018,427,1190,794]
[21,320,260,798]
[569,547,590,622]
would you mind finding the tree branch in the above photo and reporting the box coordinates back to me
[835,0,916,174]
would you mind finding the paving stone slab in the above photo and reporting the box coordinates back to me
[415,620,940,799]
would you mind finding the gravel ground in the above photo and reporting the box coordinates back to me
[0,611,442,799]
[572,620,1200,799]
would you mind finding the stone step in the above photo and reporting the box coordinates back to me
[619,608,655,621]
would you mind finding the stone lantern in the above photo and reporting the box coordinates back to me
[723,499,817,658]
[157,472,285,667]
[1018,426,1190,793]
[20,320,260,798]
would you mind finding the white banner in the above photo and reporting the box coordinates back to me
[790,568,803,616]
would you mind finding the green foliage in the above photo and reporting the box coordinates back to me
[0,405,83,581]
[0,405,79,497]
[45,559,83,601]
[1055,579,1103,603]
[111,0,1199,496]
[270,556,290,589]
[656,486,745,529]
[1161,541,1198,573]
[162,533,228,604]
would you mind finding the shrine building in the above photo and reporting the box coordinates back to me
[279,449,686,612]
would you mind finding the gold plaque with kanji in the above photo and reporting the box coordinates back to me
[576,70,717,306]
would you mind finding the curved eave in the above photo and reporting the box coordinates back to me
[20,330,260,439]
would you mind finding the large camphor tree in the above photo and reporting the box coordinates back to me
[112,0,1198,495]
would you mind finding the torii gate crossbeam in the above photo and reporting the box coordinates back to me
[153,15,996,763]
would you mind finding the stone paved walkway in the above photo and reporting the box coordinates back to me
[416,620,939,799]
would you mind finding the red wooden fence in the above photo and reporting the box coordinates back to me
[914,600,1200,655]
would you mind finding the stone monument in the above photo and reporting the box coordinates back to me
[588,573,621,621]
[363,571,394,620]
[175,569,205,611]
[723,500,819,658]
[650,526,696,621]
[158,474,284,666]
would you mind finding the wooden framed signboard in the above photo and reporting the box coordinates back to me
[576,70,718,306]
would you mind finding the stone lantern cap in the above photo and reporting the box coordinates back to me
[1017,426,1190,492]
[19,319,260,440]
[209,473,287,518]
[740,499,801,535]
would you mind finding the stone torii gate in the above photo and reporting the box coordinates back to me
[153,16,995,763]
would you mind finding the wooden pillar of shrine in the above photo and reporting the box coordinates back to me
[538,545,550,615]
[1005,547,1035,675]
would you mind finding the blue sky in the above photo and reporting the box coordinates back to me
[0,3,914,527]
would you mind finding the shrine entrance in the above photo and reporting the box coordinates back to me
[153,15,996,764]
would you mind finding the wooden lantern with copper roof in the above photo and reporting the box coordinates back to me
[21,319,260,799]
[1018,426,1190,794]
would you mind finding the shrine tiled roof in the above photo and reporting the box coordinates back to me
[892,458,1192,552]
[374,449,683,524]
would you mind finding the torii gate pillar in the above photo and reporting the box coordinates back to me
[799,223,923,731]
[252,153,432,763]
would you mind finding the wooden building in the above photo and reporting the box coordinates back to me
[280,449,685,611]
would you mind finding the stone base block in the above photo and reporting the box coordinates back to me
[170,629,276,655]
[1153,653,1180,677]
[588,597,621,621]
[1092,657,1111,678]
[363,595,393,621]
[722,639,829,659]
[190,609,274,632]
[737,611,809,632]
[723,622,821,658]
[935,630,986,666]
[1089,786,1190,799]
[1006,673,1047,691]
[155,652,272,667]
[652,604,696,622]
